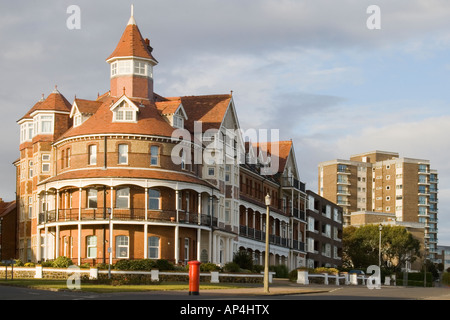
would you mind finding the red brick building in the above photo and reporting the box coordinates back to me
[0,199,17,261]
[14,9,326,270]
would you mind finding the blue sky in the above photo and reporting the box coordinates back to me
[1,0,450,245]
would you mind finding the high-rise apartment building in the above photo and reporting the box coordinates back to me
[318,151,438,262]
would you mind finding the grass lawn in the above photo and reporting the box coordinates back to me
[0,279,250,293]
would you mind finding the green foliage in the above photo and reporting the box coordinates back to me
[200,263,220,272]
[269,265,289,278]
[24,262,35,267]
[223,262,241,273]
[343,224,420,273]
[14,259,24,267]
[252,264,264,273]
[442,272,450,286]
[95,263,112,270]
[312,267,339,274]
[41,260,54,267]
[154,259,174,271]
[52,256,74,268]
[114,259,174,271]
[232,250,254,271]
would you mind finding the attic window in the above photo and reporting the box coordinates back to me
[74,114,82,127]
[173,115,184,129]
[113,101,136,122]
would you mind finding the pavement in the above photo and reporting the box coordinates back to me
[198,279,331,296]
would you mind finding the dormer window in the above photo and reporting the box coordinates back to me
[113,101,137,122]
[110,96,139,123]
[173,114,184,129]
[74,113,82,127]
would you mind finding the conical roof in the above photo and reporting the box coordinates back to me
[106,13,157,63]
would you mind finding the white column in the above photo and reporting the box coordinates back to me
[174,225,179,264]
[55,225,60,259]
[144,187,148,259]
[144,224,148,259]
[78,188,82,220]
[109,220,113,265]
[197,228,201,261]
[44,226,48,261]
[77,223,81,265]
[208,230,212,262]
[175,189,179,222]
[110,186,114,219]
[36,230,41,262]
[56,190,60,221]
[144,187,148,220]
[212,233,217,263]
[198,193,202,225]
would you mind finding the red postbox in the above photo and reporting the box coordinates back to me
[188,260,201,295]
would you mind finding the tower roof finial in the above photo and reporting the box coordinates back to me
[128,4,136,25]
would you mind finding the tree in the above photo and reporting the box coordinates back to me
[343,224,420,273]
[382,225,420,273]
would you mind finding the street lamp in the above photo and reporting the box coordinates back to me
[379,223,382,270]
[264,193,271,294]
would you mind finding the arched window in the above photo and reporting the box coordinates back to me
[148,189,160,210]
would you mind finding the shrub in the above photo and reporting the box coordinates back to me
[95,263,112,270]
[269,265,289,278]
[14,259,24,267]
[114,259,131,270]
[52,256,74,268]
[80,263,91,269]
[442,272,450,286]
[313,267,339,274]
[24,262,35,267]
[252,264,264,273]
[154,259,174,271]
[41,260,54,267]
[223,262,240,273]
[200,263,220,272]
[233,250,253,271]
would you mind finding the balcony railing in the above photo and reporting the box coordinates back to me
[38,208,218,227]
[239,224,302,249]
[281,177,306,192]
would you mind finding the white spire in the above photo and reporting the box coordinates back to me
[127,4,136,25]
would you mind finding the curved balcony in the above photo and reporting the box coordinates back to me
[39,208,218,227]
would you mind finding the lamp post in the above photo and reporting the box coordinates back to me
[264,193,271,294]
[379,223,382,270]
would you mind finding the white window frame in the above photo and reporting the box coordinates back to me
[148,236,160,259]
[116,187,130,209]
[89,145,97,165]
[115,235,129,259]
[87,189,98,209]
[150,145,159,166]
[148,189,161,210]
[118,144,128,164]
[184,238,190,262]
[87,235,97,259]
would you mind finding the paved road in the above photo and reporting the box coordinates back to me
[0,283,449,300]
